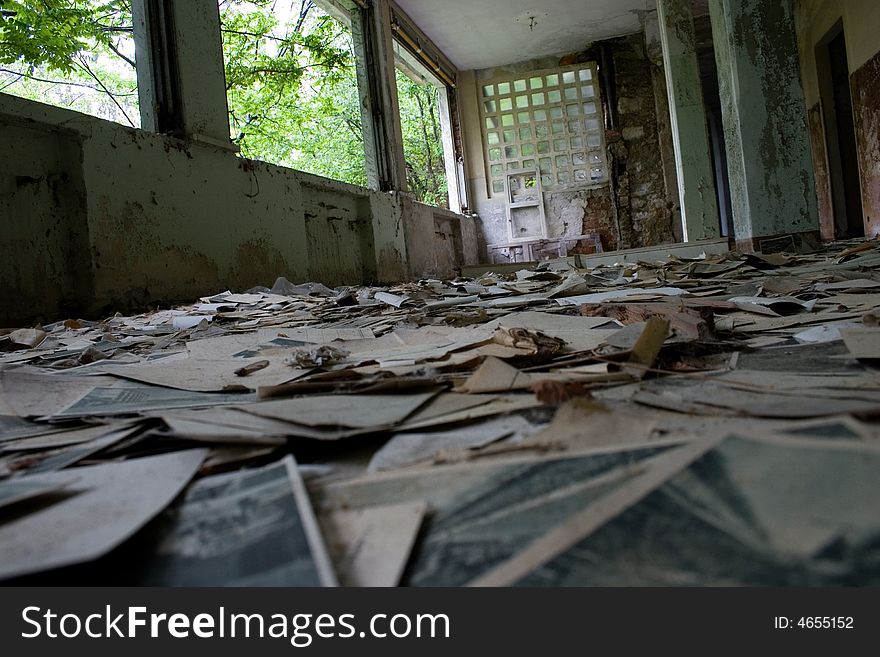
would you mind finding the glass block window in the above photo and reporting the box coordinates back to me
[480,63,607,197]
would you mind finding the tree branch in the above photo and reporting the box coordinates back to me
[106,40,135,68]
[0,66,136,95]
[75,55,136,127]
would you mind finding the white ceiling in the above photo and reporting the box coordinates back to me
[394,0,656,70]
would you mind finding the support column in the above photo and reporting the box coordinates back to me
[133,0,231,145]
[656,0,720,242]
[708,0,819,250]
[351,0,408,192]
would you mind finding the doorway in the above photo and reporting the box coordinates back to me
[694,13,733,238]
[817,23,864,238]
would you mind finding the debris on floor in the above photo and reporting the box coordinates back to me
[2,238,880,585]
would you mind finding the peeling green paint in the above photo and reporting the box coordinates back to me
[710,0,819,244]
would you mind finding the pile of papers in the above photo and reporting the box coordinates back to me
[1,239,880,585]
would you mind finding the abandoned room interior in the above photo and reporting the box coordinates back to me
[0,0,879,586]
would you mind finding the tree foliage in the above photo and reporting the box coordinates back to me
[0,0,120,73]
[0,0,138,124]
[397,69,448,207]
[220,0,365,184]
[0,0,447,205]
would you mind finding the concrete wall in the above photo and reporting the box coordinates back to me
[0,120,92,322]
[795,0,880,236]
[460,33,678,261]
[0,94,477,325]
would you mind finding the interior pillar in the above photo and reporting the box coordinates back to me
[656,0,721,242]
[708,0,819,250]
[133,0,232,145]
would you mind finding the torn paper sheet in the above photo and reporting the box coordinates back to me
[1,328,48,351]
[634,377,880,418]
[320,502,426,586]
[505,435,880,586]
[793,321,862,344]
[172,315,214,330]
[0,371,119,418]
[397,394,543,432]
[555,287,688,306]
[1,422,133,453]
[239,391,438,430]
[622,317,671,378]
[97,356,309,392]
[186,328,375,359]
[456,357,536,393]
[840,328,880,360]
[17,425,143,475]
[816,278,880,291]
[317,443,677,587]
[0,414,81,443]
[0,449,206,581]
[51,384,256,419]
[728,296,817,316]
[157,407,357,441]
[0,475,77,512]
[368,414,539,472]
[134,456,336,586]
[469,438,720,586]
[485,311,620,352]
[374,291,411,308]
[159,416,287,446]
[531,399,662,450]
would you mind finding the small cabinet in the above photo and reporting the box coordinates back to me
[505,169,547,242]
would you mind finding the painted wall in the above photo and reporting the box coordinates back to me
[795,0,880,107]
[795,0,880,236]
[460,33,678,262]
[0,94,477,325]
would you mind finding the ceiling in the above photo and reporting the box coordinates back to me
[394,0,656,70]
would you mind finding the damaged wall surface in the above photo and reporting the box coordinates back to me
[462,32,678,261]
[607,33,678,250]
[0,94,478,325]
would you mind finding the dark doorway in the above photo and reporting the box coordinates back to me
[818,24,864,238]
[694,13,733,238]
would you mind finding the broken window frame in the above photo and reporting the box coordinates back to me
[388,8,466,212]
[133,0,184,136]
[391,42,454,210]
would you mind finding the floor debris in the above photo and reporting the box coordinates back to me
[2,238,880,585]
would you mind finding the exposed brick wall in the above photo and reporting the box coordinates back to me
[573,34,677,250]
[608,34,676,248]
